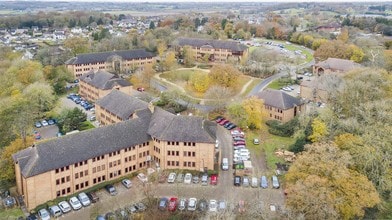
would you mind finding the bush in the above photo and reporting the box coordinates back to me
[289,136,308,153]
[266,118,299,137]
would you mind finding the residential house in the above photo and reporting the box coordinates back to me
[300,74,343,103]
[79,70,132,102]
[313,58,361,76]
[255,89,304,123]
[95,90,148,126]
[65,49,155,78]
[13,104,216,210]
[175,37,248,63]
[315,22,341,33]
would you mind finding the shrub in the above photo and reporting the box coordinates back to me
[266,118,299,137]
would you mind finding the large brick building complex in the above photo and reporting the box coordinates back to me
[65,49,154,78]
[78,70,133,102]
[175,37,248,63]
[13,103,216,210]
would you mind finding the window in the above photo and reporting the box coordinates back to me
[75,173,79,179]
[102,175,106,181]
[66,166,70,170]
[93,167,96,173]
[109,162,112,168]
[55,169,59,173]
[93,178,97,184]
[81,182,84,188]
[192,152,195,157]
[56,191,60,197]
[67,187,71,193]
[85,170,88,176]
[85,181,89,187]
[62,189,66,195]
[80,171,83,178]
[66,176,70,182]
[56,179,60,185]
[102,164,105,170]
[61,177,65,184]
[176,151,179,156]
[97,166,101,172]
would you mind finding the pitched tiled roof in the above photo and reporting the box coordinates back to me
[13,118,151,178]
[79,70,131,90]
[65,49,154,65]
[255,89,302,110]
[316,58,361,72]
[148,108,216,143]
[176,38,248,52]
[13,106,216,178]
[96,90,149,120]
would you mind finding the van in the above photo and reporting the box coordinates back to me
[251,177,258,188]
[49,205,62,217]
[272,175,280,189]
[222,158,229,171]
[261,176,268,188]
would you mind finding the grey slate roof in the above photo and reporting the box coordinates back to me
[80,70,131,90]
[148,107,216,143]
[255,89,302,110]
[177,37,248,52]
[13,105,216,178]
[96,90,149,120]
[13,117,151,178]
[316,58,361,72]
[65,49,154,65]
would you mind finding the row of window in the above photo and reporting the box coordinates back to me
[184,161,196,167]
[274,115,283,121]
[109,170,121,179]
[168,141,196,146]
[125,165,137,174]
[92,164,105,174]
[75,181,89,190]
[56,176,70,185]
[93,175,106,184]
[74,160,88,168]
[109,150,121,157]
[167,161,180,166]
[92,155,105,162]
[55,166,70,174]
[167,161,196,167]
[56,187,71,197]
[184,142,196,146]
[109,159,121,168]
[75,170,88,179]
[183,151,196,157]
[154,146,161,154]
[139,151,150,158]
[167,151,179,156]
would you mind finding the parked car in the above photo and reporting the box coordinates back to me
[38,209,50,220]
[218,119,229,126]
[86,192,99,203]
[47,119,55,125]
[34,132,41,140]
[184,173,192,184]
[78,192,91,207]
[218,200,226,211]
[167,172,176,183]
[121,179,132,189]
[58,201,71,213]
[115,208,128,220]
[158,197,168,211]
[135,202,146,212]
[137,173,148,183]
[209,200,218,212]
[96,215,105,220]
[178,198,187,211]
[215,116,224,123]
[210,174,218,185]
[41,120,49,127]
[105,184,117,196]
[253,138,260,145]
[261,176,268,188]
[223,122,233,128]
[137,87,145,92]
[272,175,280,189]
[48,205,62,217]
[227,124,237,130]
[243,176,250,187]
[238,200,246,213]
[233,141,246,146]
[201,173,208,186]
[192,175,199,184]
[69,197,82,210]
[198,199,208,212]
[234,176,241,186]
[233,137,245,142]
[188,198,197,211]
[127,204,138,214]
[176,173,184,183]
[168,197,178,211]
[35,121,42,128]
[251,177,258,188]
[26,214,38,220]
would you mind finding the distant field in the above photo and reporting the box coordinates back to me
[0,10,22,15]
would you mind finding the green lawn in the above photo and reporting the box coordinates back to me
[242,78,262,96]
[0,207,24,219]
[267,79,285,90]
[160,69,202,82]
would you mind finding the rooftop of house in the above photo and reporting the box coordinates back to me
[255,88,303,110]
[13,103,216,178]
[95,90,149,120]
[315,58,361,72]
[79,70,131,90]
[65,49,154,65]
[176,37,248,52]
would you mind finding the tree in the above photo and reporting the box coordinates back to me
[6,60,44,86]
[130,63,155,88]
[22,82,57,117]
[308,118,328,142]
[149,21,155,29]
[0,137,34,183]
[384,50,392,71]
[209,64,240,89]
[337,27,349,42]
[190,72,210,93]
[182,46,195,67]
[64,36,90,56]
[286,142,380,220]
[242,97,264,129]
[163,51,176,71]
[204,85,233,108]
[57,107,87,133]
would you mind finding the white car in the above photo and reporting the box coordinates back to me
[69,197,82,210]
[58,201,71,213]
[137,173,148,183]
[209,200,218,212]
[178,198,187,211]
[167,172,176,183]
[78,192,91,207]
[188,198,197,211]
[38,208,50,220]
[41,120,49,126]
[122,179,132,188]
[184,173,192,184]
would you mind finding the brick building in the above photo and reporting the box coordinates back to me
[65,49,154,78]
[175,37,248,63]
[255,89,304,123]
[78,70,132,102]
[13,104,216,210]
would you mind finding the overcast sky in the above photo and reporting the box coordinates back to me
[32,0,391,2]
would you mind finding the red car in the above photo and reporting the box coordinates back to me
[210,174,218,185]
[137,87,145,92]
[233,141,246,146]
[219,119,229,126]
[168,197,178,212]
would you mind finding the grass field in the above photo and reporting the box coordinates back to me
[0,207,24,219]
[242,78,262,96]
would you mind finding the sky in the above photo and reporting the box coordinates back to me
[27,0,392,2]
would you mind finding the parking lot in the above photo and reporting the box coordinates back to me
[58,125,285,219]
